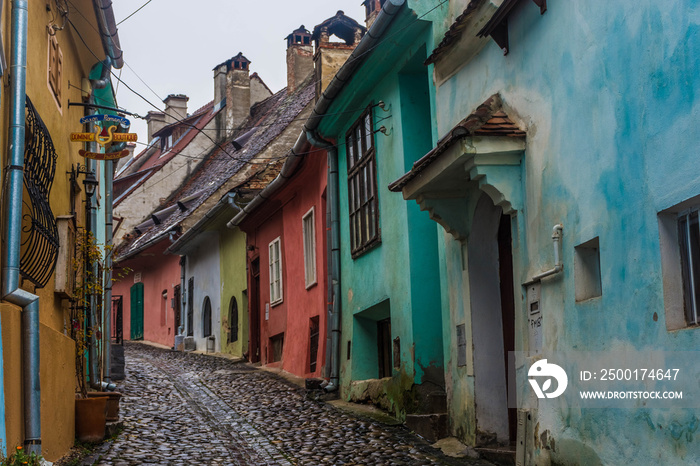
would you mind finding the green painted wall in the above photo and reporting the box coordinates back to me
[218,225,248,358]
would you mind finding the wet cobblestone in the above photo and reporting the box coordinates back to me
[93,342,491,465]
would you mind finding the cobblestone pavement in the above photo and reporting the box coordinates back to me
[93,342,492,465]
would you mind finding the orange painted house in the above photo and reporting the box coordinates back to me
[237,144,328,377]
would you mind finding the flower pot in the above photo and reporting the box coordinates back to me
[75,396,107,442]
[87,391,122,421]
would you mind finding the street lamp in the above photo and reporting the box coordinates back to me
[83,171,98,198]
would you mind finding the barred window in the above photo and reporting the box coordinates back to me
[346,106,379,257]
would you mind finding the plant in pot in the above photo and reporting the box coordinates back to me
[71,228,108,443]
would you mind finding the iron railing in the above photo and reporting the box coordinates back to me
[20,96,59,288]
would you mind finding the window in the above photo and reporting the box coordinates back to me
[659,200,700,330]
[302,208,317,288]
[346,106,380,257]
[48,34,62,105]
[679,209,700,325]
[269,237,283,305]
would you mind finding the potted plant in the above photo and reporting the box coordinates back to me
[71,228,108,443]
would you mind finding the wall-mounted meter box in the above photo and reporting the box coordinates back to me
[527,283,542,352]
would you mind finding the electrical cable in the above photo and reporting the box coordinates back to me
[117,0,155,26]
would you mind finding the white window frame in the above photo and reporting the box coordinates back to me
[659,198,700,330]
[269,237,283,305]
[302,207,317,289]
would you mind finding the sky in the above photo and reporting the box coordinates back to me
[110,1,368,147]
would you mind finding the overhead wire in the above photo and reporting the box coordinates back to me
[116,0,155,26]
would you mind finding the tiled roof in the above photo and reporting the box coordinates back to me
[115,79,316,262]
[113,101,218,207]
[425,0,483,65]
[388,94,525,192]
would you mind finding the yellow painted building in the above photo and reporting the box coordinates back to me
[0,0,123,461]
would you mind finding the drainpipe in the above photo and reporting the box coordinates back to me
[103,159,113,384]
[307,131,341,393]
[86,111,101,389]
[2,0,41,454]
[531,224,564,282]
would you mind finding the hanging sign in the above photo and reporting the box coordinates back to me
[70,114,137,160]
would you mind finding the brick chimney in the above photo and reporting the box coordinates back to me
[213,52,251,141]
[163,94,189,125]
[312,12,366,100]
[146,111,166,142]
[285,26,313,93]
[362,0,385,28]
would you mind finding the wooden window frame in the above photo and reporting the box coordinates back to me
[47,34,62,107]
[346,105,380,258]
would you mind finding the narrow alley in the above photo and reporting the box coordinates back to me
[84,344,491,466]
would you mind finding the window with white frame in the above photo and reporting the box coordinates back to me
[302,207,317,288]
[269,237,283,305]
[678,208,700,325]
[659,200,700,330]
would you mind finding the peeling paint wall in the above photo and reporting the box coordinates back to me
[431,0,700,462]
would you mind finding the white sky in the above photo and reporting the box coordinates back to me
[110,1,367,146]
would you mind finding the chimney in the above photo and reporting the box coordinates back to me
[163,94,189,125]
[362,0,384,29]
[312,11,366,100]
[213,52,251,141]
[285,26,313,93]
[146,111,166,142]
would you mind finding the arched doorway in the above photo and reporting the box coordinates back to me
[202,296,212,338]
[468,192,516,444]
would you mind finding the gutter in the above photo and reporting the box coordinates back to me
[167,192,240,255]
[1,0,41,454]
[226,0,406,392]
[92,0,124,69]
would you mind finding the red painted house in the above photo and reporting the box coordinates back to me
[236,143,328,377]
[111,236,183,347]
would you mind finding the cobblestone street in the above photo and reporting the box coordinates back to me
[87,343,492,465]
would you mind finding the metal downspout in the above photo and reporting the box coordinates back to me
[2,0,41,454]
[86,116,100,390]
[179,257,186,338]
[307,131,341,392]
[103,160,113,384]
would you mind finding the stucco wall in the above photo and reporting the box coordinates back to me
[431,0,700,463]
[186,232,222,352]
[219,226,248,358]
[241,150,328,378]
[113,250,181,348]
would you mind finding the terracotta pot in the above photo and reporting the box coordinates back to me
[87,391,122,421]
[75,396,107,442]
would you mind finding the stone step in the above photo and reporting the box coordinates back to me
[474,446,516,466]
[405,413,449,443]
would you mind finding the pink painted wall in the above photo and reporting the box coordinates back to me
[112,240,182,348]
[241,148,328,378]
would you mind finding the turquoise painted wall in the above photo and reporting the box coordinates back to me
[431,0,700,463]
[317,2,448,417]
